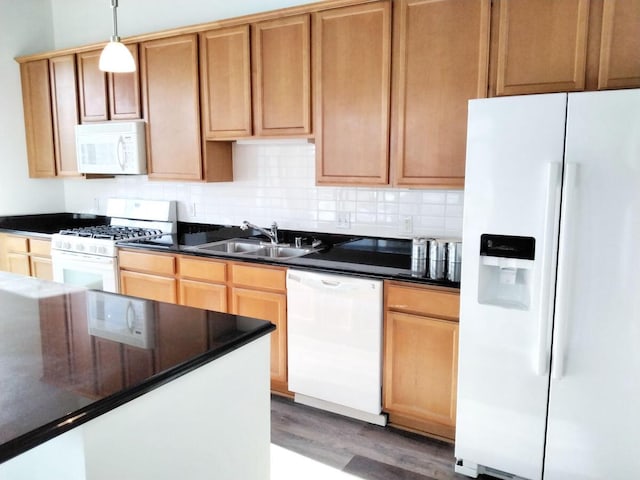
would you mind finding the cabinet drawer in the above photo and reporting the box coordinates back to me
[6,236,29,253]
[229,263,286,291]
[177,255,226,283]
[119,249,176,275]
[386,282,459,320]
[29,238,51,256]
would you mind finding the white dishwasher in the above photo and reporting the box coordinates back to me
[286,269,386,426]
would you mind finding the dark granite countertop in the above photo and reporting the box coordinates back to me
[0,272,274,464]
[0,214,459,289]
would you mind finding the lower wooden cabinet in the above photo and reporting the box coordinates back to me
[118,249,177,303]
[0,234,53,280]
[177,255,227,312]
[383,281,460,440]
[229,263,288,394]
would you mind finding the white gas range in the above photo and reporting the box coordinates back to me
[51,199,176,293]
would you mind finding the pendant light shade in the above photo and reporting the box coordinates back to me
[99,0,135,73]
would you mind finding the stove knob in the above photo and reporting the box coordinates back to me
[63,242,71,250]
[88,245,97,253]
[97,246,107,255]
[76,244,85,252]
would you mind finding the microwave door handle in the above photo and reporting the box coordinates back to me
[126,301,135,333]
[117,136,126,171]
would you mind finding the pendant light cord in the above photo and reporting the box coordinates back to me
[110,0,120,42]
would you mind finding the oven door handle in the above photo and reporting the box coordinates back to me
[52,251,115,264]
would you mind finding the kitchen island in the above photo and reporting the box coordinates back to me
[0,272,274,479]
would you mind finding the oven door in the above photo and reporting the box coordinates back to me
[51,250,118,293]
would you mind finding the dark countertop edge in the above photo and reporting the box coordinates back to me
[0,321,275,465]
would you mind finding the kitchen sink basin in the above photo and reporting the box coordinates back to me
[186,238,317,260]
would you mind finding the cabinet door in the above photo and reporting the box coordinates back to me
[313,1,392,185]
[123,346,155,387]
[383,311,458,440]
[141,34,202,180]
[77,50,108,122]
[30,256,53,281]
[19,59,56,178]
[597,0,640,89]
[7,253,31,276]
[39,296,71,386]
[231,287,287,392]
[252,15,311,136]
[108,44,141,119]
[200,26,252,139]
[390,0,489,188]
[119,270,177,303]
[50,54,80,176]
[179,279,227,312]
[490,0,590,96]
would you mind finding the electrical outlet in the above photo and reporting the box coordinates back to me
[337,211,351,229]
[94,198,100,212]
[190,202,197,217]
[402,216,413,234]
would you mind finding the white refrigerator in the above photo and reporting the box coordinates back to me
[455,89,640,480]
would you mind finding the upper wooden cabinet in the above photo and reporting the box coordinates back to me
[390,0,490,188]
[313,1,392,186]
[252,15,312,136]
[19,59,56,178]
[490,0,640,96]
[200,26,252,139]
[77,45,141,122]
[141,34,204,181]
[595,0,640,89]
[49,54,80,177]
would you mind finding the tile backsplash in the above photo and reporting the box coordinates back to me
[64,142,464,239]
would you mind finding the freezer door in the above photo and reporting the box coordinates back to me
[544,89,640,479]
[455,93,567,480]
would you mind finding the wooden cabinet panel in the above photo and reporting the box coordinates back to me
[390,0,489,188]
[383,311,458,439]
[490,0,590,96]
[229,263,286,291]
[39,296,71,386]
[140,34,203,180]
[77,45,140,122]
[5,236,29,253]
[49,54,80,176]
[109,44,141,119]
[252,15,311,136]
[19,59,56,178]
[29,238,51,256]
[231,287,287,390]
[179,279,227,312]
[386,282,460,320]
[30,255,53,281]
[7,253,31,276]
[119,249,176,275]
[119,270,177,303]
[77,50,108,122]
[597,0,640,89]
[200,26,252,139]
[177,255,226,282]
[313,1,392,185]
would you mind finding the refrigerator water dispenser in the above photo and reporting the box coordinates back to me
[477,234,535,310]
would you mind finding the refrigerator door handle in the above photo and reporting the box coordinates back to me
[551,162,578,380]
[534,162,562,376]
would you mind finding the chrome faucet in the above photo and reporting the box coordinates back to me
[240,220,279,245]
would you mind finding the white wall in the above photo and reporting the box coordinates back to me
[0,0,65,215]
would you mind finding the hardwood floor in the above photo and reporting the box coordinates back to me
[271,395,478,480]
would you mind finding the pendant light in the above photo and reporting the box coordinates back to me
[99,0,136,73]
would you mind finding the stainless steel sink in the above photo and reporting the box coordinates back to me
[186,238,316,260]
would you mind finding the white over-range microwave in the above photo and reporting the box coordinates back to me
[75,120,147,175]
